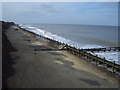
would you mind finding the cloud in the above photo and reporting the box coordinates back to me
[0,2,2,20]
[2,2,118,26]
[1,0,120,2]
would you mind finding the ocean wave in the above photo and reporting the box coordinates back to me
[19,24,104,49]
[91,52,120,65]
[19,24,119,64]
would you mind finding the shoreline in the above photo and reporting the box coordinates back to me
[19,24,120,75]
[20,25,120,80]
[2,21,120,88]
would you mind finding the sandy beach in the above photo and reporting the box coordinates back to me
[2,23,119,88]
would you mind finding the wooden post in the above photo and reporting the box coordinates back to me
[103,57,105,68]
[73,47,74,54]
[112,61,115,73]
[71,47,73,53]
[82,51,84,58]
[73,47,75,55]
[77,50,79,56]
[95,55,98,66]
[104,48,106,52]
[110,47,111,51]
[70,47,71,52]
[66,46,68,51]
[71,47,73,54]
[68,47,70,52]
[81,51,84,58]
[79,50,80,57]
[58,41,59,46]
[88,53,91,62]
[114,49,116,52]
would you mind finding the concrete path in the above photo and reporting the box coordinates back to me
[5,26,119,88]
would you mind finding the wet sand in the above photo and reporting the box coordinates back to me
[3,24,119,88]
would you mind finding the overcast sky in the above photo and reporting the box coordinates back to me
[2,2,118,26]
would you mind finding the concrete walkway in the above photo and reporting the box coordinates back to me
[6,26,119,88]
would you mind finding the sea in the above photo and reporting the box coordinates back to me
[19,24,120,64]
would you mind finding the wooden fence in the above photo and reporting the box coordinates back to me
[20,26,120,74]
[81,47,120,52]
[46,37,120,74]
[66,46,120,73]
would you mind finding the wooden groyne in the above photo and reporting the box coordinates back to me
[81,47,120,52]
[36,36,120,74]
[19,26,120,75]
[46,38,120,74]
[66,46,120,73]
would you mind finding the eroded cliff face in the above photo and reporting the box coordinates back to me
[2,21,17,88]
[1,21,15,32]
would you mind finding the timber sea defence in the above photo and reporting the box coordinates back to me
[18,25,120,75]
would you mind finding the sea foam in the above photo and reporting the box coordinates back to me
[19,24,103,49]
[19,24,119,64]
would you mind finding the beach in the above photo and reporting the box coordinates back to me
[2,22,119,88]
[20,24,120,64]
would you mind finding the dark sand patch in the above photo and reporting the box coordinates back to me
[49,52,67,57]
[79,78,101,86]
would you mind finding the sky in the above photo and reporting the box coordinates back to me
[2,2,118,26]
